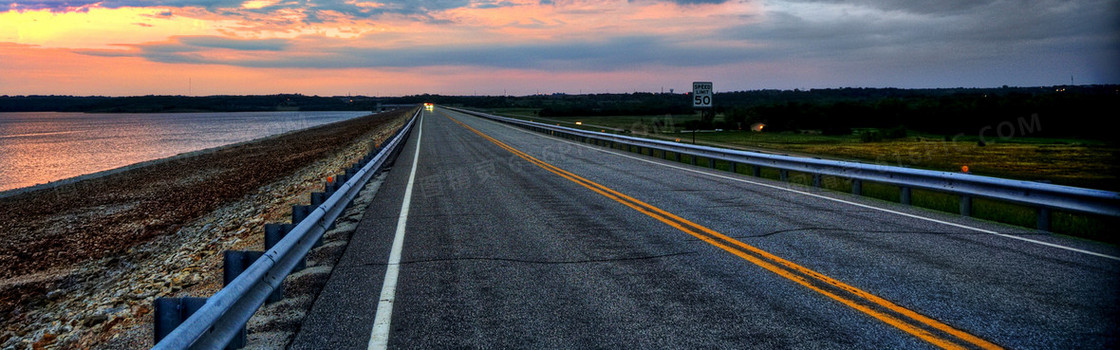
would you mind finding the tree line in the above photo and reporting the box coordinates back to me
[718,86,1116,139]
[3,85,1116,139]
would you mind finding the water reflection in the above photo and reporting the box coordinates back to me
[0,111,368,192]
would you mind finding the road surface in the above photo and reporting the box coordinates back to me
[290,107,1119,349]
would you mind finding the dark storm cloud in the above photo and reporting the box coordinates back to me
[762,0,1120,49]
[723,0,1120,85]
[177,36,289,51]
[473,1,517,9]
[76,35,287,63]
[29,0,1120,86]
[115,35,755,70]
[784,0,997,15]
[664,0,729,4]
[4,0,99,11]
[2,0,468,16]
[3,0,241,12]
[5,0,728,14]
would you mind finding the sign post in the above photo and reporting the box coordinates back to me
[691,82,714,143]
[692,82,713,108]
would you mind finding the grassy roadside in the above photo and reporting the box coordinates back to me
[485,108,1119,243]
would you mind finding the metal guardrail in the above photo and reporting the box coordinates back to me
[448,107,1120,230]
[152,109,420,349]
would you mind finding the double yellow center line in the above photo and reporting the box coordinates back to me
[442,111,1000,350]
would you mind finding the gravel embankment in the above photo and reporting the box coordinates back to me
[0,108,412,349]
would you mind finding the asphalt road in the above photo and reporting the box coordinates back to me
[290,107,1119,349]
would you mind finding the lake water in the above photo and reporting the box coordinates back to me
[0,111,370,192]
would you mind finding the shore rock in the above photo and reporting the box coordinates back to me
[0,109,411,349]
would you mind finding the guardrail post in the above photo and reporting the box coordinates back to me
[154,297,208,345]
[779,170,788,182]
[708,158,715,169]
[292,205,312,224]
[813,174,822,187]
[852,179,862,195]
[224,250,282,303]
[690,155,698,166]
[311,192,327,207]
[752,165,761,177]
[1037,207,1051,231]
[264,223,284,248]
[729,162,737,174]
[960,195,972,216]
[221,251,263,349]
[265,223,304,271]
[900,187,912,205]
[675,152,682,163]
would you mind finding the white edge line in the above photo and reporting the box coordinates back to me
[368,113,423,349]
[454,111,1120,262]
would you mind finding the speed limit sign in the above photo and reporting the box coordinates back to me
[692,82,712,108]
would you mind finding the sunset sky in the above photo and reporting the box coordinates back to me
[2,0,1118,96]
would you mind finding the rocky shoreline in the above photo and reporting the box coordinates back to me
[0,108,412,349]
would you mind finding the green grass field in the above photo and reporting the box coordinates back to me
[486,109,1119,243]
[490,109,1117,191]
